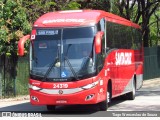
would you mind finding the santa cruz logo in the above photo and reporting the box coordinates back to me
[115,52,132,65]
[58,90,63,94]
[43,19,85,24]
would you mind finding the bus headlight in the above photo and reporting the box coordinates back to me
[81,81,99,90]
[29,84,41,91]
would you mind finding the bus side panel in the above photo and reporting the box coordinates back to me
[104,49,136,97]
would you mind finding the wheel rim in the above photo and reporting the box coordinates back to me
[107,91,110,103]
[133,81,136,96]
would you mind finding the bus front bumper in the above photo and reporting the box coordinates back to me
[29,86,102,105]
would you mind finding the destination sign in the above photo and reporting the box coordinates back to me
[37,30,58,35]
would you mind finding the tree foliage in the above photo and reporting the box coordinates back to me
[149,10,160,46]
[0,0,31,56]
[22,0,81,24]
[109,0,160,47]
[78,0,110,11]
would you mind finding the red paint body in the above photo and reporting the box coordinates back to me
[18,10,143,108]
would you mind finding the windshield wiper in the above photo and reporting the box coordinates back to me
[64,56,79,80]
[42,57,58,82]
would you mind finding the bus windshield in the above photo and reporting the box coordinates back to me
[30,27,96,82]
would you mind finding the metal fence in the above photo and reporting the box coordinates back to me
[0,47,160,98]
[16,57,29,96]
[0,56,29,98]
[143,47,160,80]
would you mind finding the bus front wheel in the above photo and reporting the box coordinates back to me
[99,84,111,111]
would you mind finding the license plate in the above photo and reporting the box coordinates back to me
[56,100,67,104]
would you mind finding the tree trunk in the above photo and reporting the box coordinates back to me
[143,27,150,47]
[141,0,150,47]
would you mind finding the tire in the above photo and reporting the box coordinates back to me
[127,79,136,100]
[99,84,111,111]
[46,105,56,111]
[99,100,108,111]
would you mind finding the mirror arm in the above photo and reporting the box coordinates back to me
[18,35,30,56]
[95,31,104,54]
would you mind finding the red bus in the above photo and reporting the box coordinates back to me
[18,10,143,111]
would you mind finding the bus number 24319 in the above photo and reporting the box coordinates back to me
[53,84,68,89]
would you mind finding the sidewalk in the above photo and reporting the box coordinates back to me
[0,95,29,102]
[139,77,160,91]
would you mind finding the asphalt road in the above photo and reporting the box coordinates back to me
[0,78,160,117]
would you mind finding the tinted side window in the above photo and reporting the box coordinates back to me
[131,28,142,50]
[106,21,136,49]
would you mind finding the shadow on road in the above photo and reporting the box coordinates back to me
[0,97,127,116]
[1,90,158,115]
[0,102,102,116]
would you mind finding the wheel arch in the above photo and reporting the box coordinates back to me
[107,79,112,98]
[134,74,137,89]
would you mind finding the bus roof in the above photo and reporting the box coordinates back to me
[34,10,140,29]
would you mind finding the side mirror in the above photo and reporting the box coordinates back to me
[18,35,30,56]
[95,31,104,54]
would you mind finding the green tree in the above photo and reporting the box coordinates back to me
[78,0,110,11]
[111,0,160,47]
[149,10,160,46]
[22,0,81,24]
[0,0,31,97]
[0,0,31,56]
